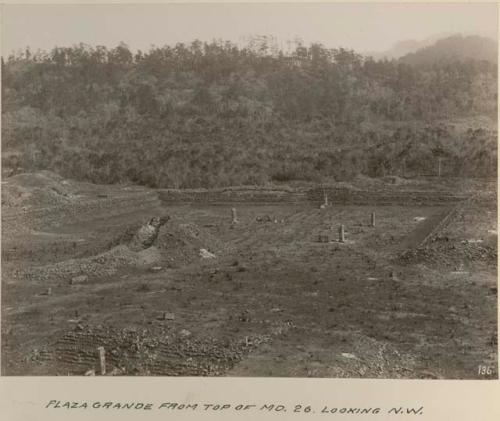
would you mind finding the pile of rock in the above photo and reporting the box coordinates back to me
[129,216,170,251]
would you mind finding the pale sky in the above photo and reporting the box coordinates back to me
[1,3,498,56]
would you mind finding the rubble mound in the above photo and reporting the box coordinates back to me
[155,222,224,265]
[24,244,163,282]
[399,239,497,267]
[324,334,417,379]
[110,217,223,265]
[23,217,224,281]
[129,216,170,251]
[49,325,265,376]
[1,171,77,208]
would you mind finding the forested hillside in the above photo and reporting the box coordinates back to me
[1,37,497,188]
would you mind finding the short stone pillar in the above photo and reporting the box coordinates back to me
[338,225,345,243]
[97,346,106,375]
[231,208,238,224]
[371,212,376,227]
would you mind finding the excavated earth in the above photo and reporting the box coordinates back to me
[1,173,497,378]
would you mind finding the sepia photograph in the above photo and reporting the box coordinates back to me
[1,2,498,380]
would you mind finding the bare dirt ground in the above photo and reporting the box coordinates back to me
[1,173,497,378]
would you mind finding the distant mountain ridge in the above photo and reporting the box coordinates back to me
[365,33,452,60]
[366,34,498,64]
[399,35,498,65]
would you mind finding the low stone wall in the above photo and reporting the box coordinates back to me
[307,187,466,206]
[158,188,307,204]
[159,187,466,206]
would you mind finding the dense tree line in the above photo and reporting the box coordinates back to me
[1,39,497,187]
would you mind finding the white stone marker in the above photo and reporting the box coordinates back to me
[231,207,238,224]
[339,225,345,243]
[97,346,106,375]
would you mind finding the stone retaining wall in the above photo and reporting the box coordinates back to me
[159,187,466,206]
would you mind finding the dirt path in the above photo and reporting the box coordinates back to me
[397,207,454,250]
